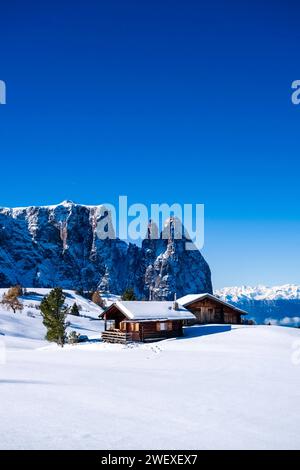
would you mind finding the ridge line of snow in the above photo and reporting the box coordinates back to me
[216,284,300,301]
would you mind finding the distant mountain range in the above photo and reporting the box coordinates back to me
[216,285,300,326]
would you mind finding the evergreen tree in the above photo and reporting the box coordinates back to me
[40,288,68,347]
[121,288,136,301]
[70,302,80,316]
[75,289,84,296]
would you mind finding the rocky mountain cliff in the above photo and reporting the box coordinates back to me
[0,201,212,300]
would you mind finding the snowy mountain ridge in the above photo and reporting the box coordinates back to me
[216,284,300,326]
[216,284,300,302]
[0,199,103,212]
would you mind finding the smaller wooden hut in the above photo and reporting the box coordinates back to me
[177,293,247,324]
[100,301,196,343]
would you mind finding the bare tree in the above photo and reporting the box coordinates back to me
[1,286,24,313]
[91,291,106,308]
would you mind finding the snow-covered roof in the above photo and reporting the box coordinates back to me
[102,301,196,321]
[177,294,208,306]
[177,293,248,315]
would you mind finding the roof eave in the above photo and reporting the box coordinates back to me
[100,301,132,320]
[100,301,195,321]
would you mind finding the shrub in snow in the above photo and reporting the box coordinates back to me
[27,303,36,309]
[67,331,81,344]
[27,311,36,318]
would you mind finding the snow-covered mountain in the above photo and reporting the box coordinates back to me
[216,284,300,326]
[0,201,212,300]
[216,284,300,302]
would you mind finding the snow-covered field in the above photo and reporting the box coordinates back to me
[0,289,300,450]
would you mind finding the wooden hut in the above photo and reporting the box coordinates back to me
[177,293,247,324]
[100,301,196,343]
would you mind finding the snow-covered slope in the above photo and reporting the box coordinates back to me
[0,287,104,315]
[216,284,300,326]
[0,312,299,449]
[0,201,212,300]
[0,288,104,349]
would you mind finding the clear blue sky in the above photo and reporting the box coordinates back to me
[0,0,299,288]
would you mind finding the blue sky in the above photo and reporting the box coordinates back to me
[0,0,299,288]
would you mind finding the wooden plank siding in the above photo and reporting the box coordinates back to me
[123,320,183,342]
[185,298,242,324]
[102,307,184,343]
[102,330,132,344]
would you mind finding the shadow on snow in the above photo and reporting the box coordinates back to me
[181,324,232,340]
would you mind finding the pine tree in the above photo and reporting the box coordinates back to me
[92,291,106,308]
[70,302,80,316]
[40,288,68,347]
[121,288,136,301]
[75,288,84,297]
[1,286,24,313]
